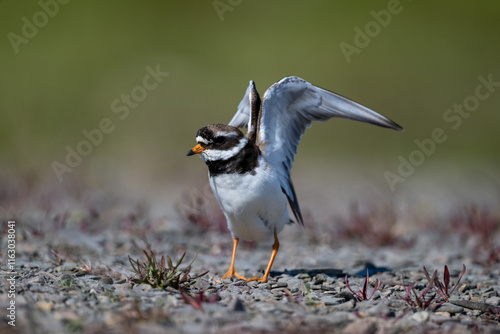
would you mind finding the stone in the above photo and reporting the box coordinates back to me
[364,301,391,317]
[100,276,114,284]
[436,303,464,314]
[137,283,152,292]
[271,282,288,289]
[322,296,345,306]
[434,311,451,317]
[411,311,429,323]
[36,301,53,312]
[343,319,377,334]
[331,299,355,311]
[485,296,500,306]
[231,297,246,312]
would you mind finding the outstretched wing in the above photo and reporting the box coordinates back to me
[229,76,403,225]
[259,76,402,170]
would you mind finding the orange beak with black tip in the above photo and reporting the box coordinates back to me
[186,144,205,156]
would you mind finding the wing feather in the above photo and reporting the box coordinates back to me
[228,81,253,130]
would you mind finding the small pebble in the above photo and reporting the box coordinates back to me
[411,311,429,323]
[322,297,345,306]
[231,297,246,312]
[100,276,114,284]
[485,296,500,306]
[258,283,271,290]
[436,303,464,314]
[295,273,310,280]
[137,284,152,292]
[435,311,451,317]
[36,301,53,312]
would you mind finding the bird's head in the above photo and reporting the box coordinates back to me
[186,124,247,162]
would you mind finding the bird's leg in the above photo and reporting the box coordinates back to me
[221,238,247,280]
[246,232,279,283]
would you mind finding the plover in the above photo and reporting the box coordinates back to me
[187,76,403,282]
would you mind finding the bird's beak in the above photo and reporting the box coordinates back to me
[186,144,205,156]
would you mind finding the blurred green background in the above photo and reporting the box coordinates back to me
[1,0,499,190]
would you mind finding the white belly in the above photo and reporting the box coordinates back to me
[209,160,290,243]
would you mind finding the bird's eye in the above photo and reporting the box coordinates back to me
[214,137,226,144]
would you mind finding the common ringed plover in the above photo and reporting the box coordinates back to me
[187,76,403,282]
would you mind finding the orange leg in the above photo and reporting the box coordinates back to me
[221,238,246,280]
[246,232,279,283]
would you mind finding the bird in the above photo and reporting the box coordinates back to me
[187,76,403,282]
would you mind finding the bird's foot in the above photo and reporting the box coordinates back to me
[245,276,269,283]
[221,269,246,281]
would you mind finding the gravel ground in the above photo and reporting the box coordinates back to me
[1,169,500,333]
